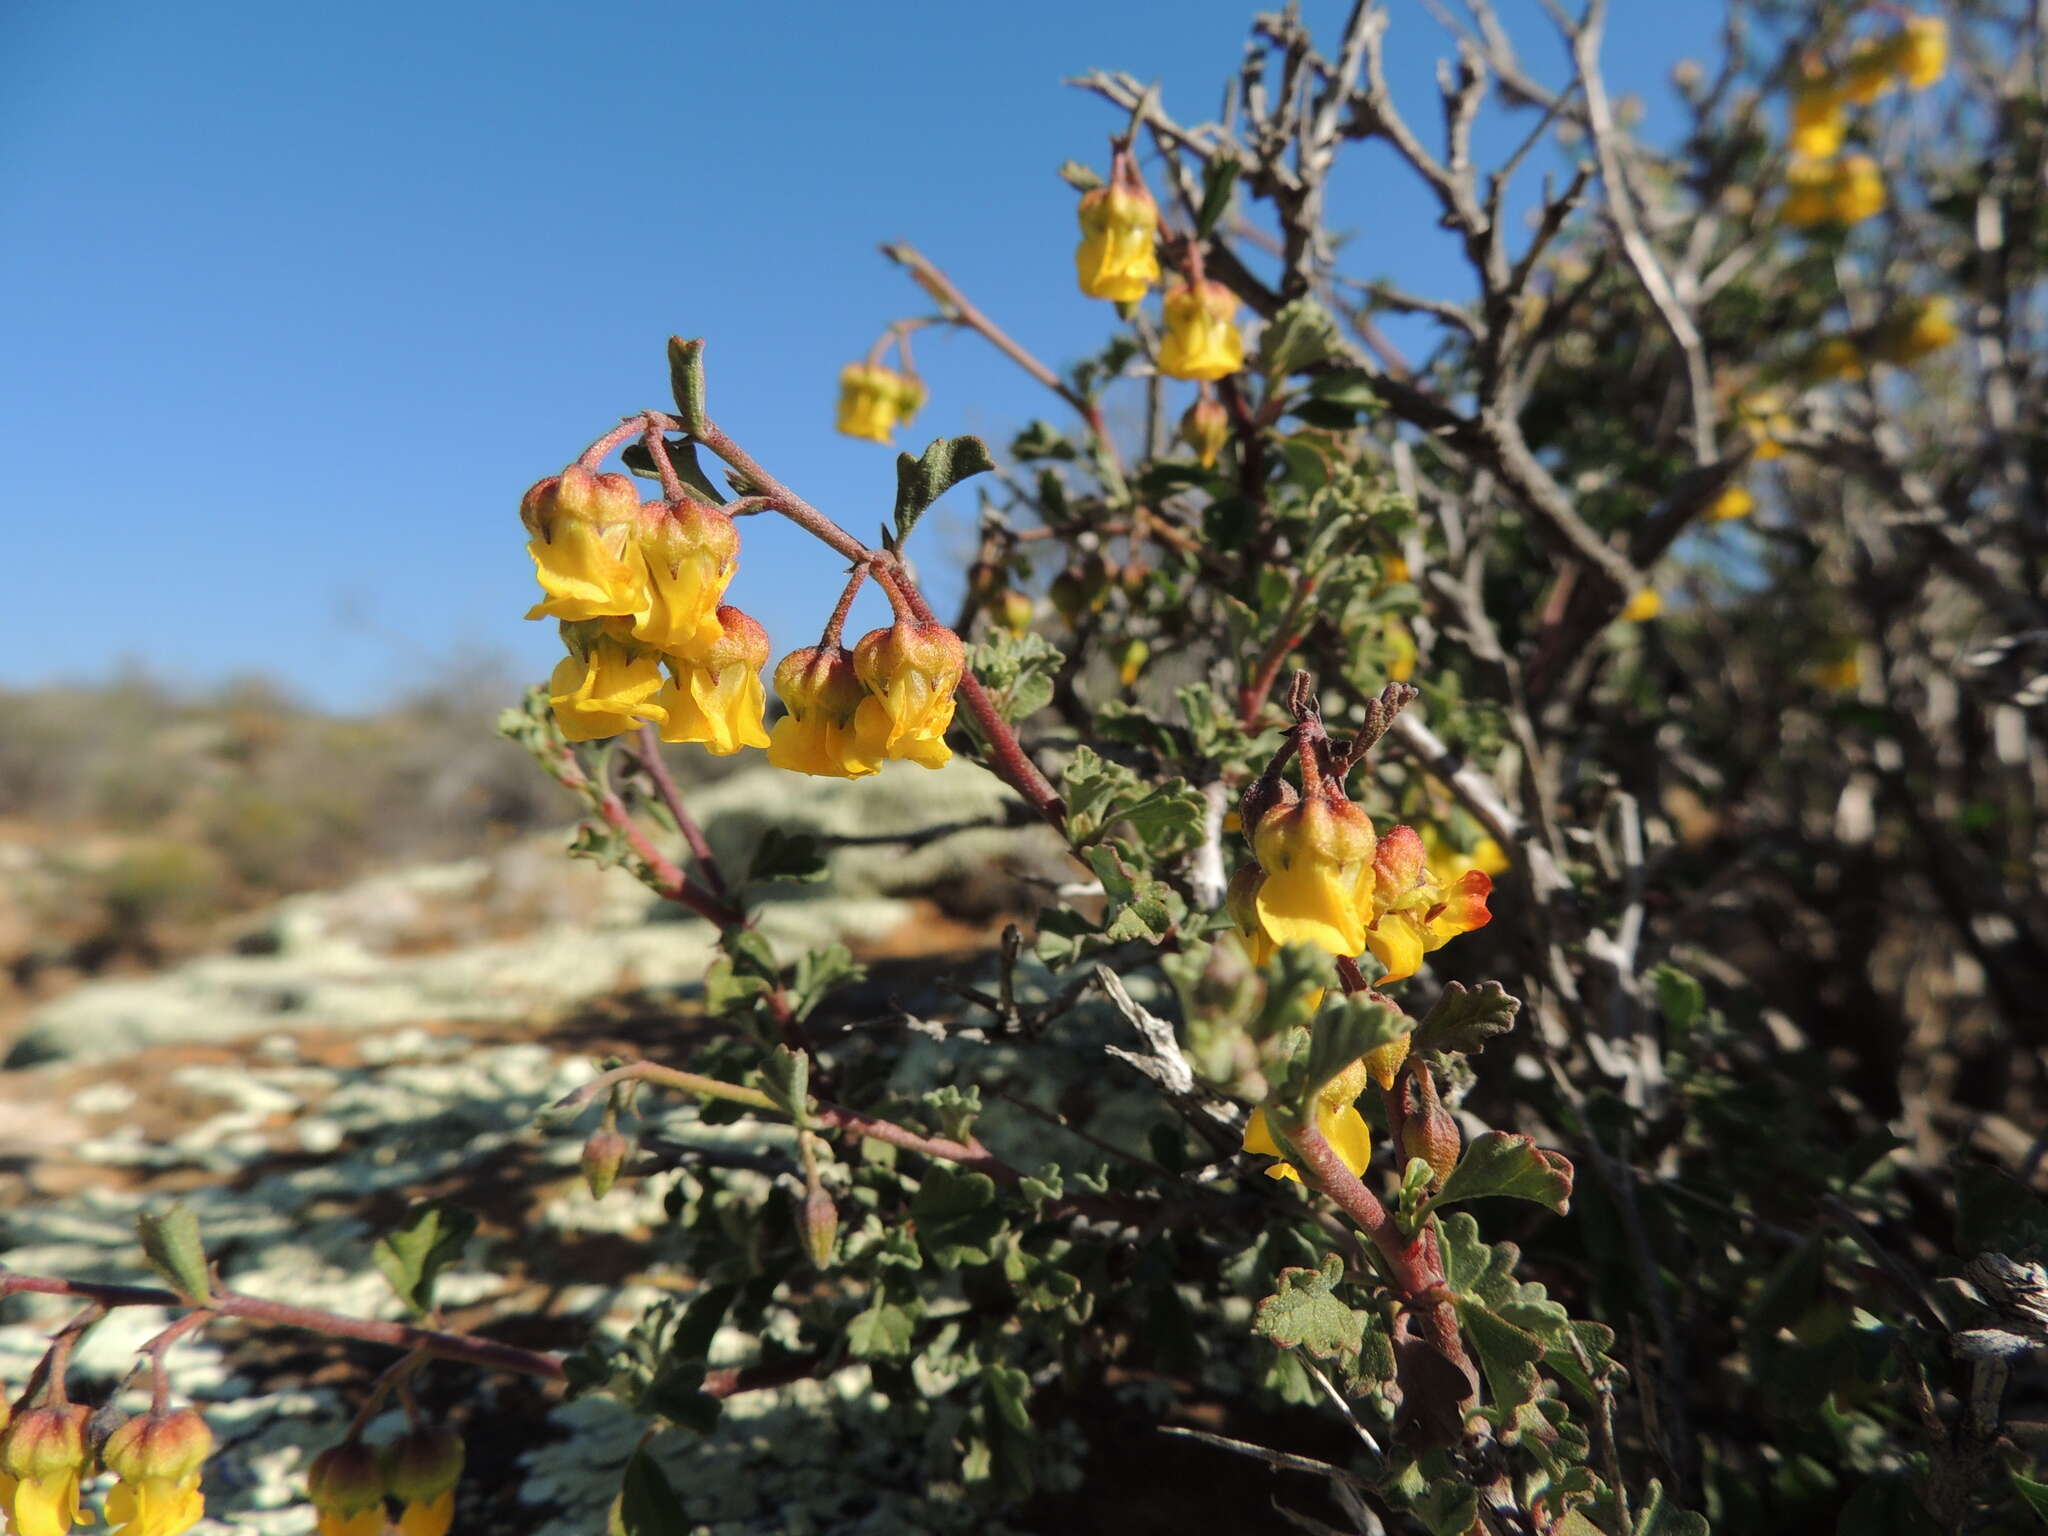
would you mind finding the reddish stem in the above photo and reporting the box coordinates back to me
[631,727,727,900]
[577,419,647,473]
[820,567,868,648]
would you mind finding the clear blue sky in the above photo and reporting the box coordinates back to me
[0,1,1720,714]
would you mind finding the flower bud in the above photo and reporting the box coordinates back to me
[1158,280,1245,382]
[1399,1068,1462,1185]
[307,1438,387,1527]
[630,498,740,660]
[1074,183,1161,303]
[852,621,966,770]
[582,1126,633,1199]
[1621,589,1662,623]
[386,1426,463,1510]
[656,606,771,756]
[767,645,883,780]
[800,1184,839,1269]
[1117,638,1150,688]
[522,467,648,623]
[1238,773,1299,845]
[1179,397,1230,469]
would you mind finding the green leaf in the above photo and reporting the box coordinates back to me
[982,1362,1033,1432]
[752,1046,810,1125]
[921,1085,981,1145]
[847,1298,918,1360]
[135,1205,212,1304]
[1633,1480,1710,1536]
[1429,1131,1574,1215]
[616,1448,689,1536]
[791,944,864,1021]
[1061,745,1205,854]
[1413,981,1521,1057]
[1649,964,1705,1035]
[2010,1470,2048,1523]
[371,1201,477,1317]
[911,1167,1003,1269]
[1305,368,1380,409]
[1254,1253,1366,1360]
[1195,155,1241,239]
[667,336,707,434]
[969,631,1063,724]
[747,827,828,884]
[1010,419,1076,461]
[894,435,995,543]
[1459,1295,1550,1412]
[1261,297,1345,379]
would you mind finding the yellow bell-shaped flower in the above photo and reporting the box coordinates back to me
[1790,80,1847,159]
[386,1427,463,1536]
[1362,824,1495,985]
[836,363,908,444]
[2,1404,91,1536]
[305,1440,388,1536]
[1831,153,1887,224]
[631,497,739,659]
[1780,155,1839,228]
[1897,14,1948,90]
[767,645,883,779]
[655,606,772,756]
[1075,183,1162,303]
[1251,795,1378,959]
[522,466,648,622]
[548,624,668,742]
[1706,483,1756,522]
[1157,280,1246,381]
[1179,396,1230,468]
[852,620,965,769]
[1871,295,1960,365]
[1243,1057,1375,1184]
[103,1408,213,1536]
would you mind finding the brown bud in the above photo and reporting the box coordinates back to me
[581,1128,633,1199]
[1399,1067,1461,1185]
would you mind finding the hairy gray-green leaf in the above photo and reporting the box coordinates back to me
[1262,297,1346,379]
[911,1167,1003,1269]
[753,1045,810,1125]
[136,1205,212,1303]
[895,435,995,543]
[372,1201,477,1317]
[666,336,707,434]
[1255,1253,1365,1360]
[1413,981,1521,1057]
[1429,1131,1574,1215]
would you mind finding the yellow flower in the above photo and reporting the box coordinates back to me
[1780,154,1839,228]
[1418,824,1509,881]
[548,626,668,742]
[386,1427,463,1536]
[1179,396,1230,468]
[1380,553,1411,586]
[1897,14,1947,90]
[1813,652,1863,692]
[630,498,739,660]
[103,1408,212,1536]
[1363,824,1495,986]
[1226,863,1278,968]
[1621,589,1663,622]
[2,1405,91,1536]
[1117,638,1150,688]
[1706,484,1756,522]
[1832,153,1886,224]
[1804,335,1867,382]
[1157,280,1246,382]
[1385,619,1417,683]
[837,364,907,444]
[655,606,771,756]
[522,466,648,622]
[767,645,883,779]
[852,620,965,770]
[1790,80,1846,159]
[1243,1058,1375,1184]
[1843,38,1897,104]
[1872,295,1960,365]
[1251,796,1378,958]
[1075,183,1161,303]
[1735,389,1796,458]
[306,1440,387,1536]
